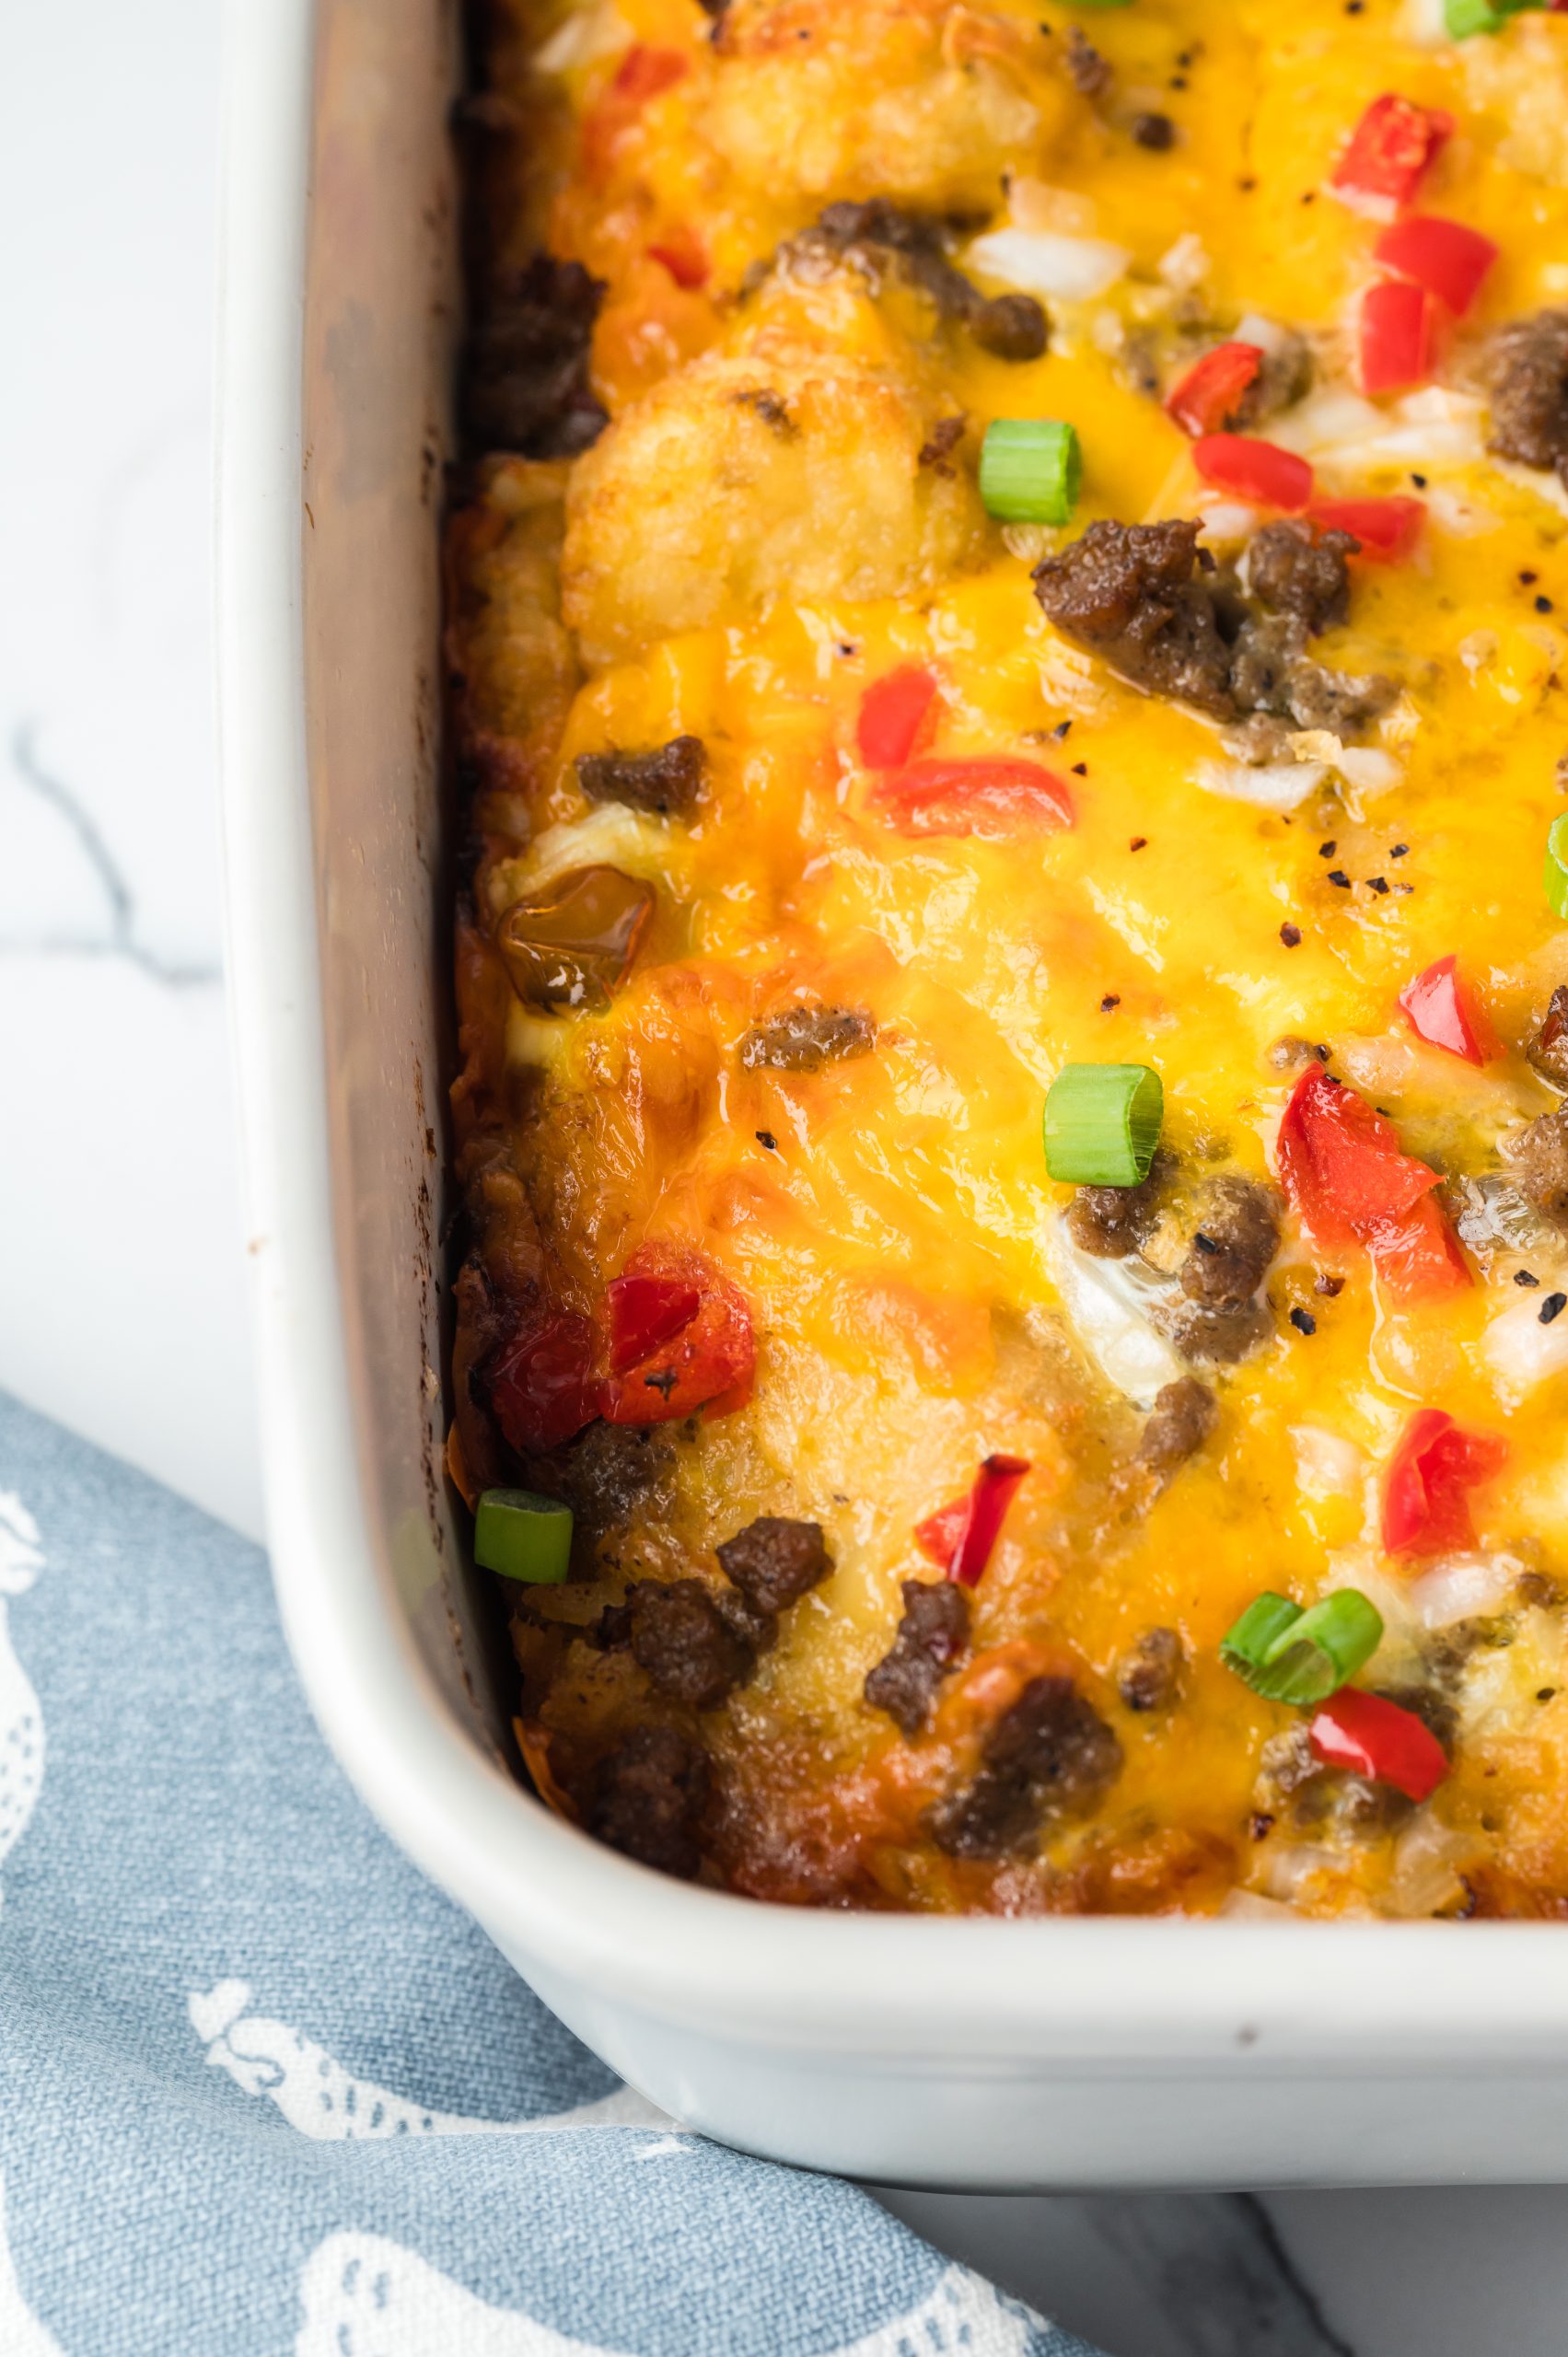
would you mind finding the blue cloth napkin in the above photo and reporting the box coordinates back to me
[0,1388,1103,2357]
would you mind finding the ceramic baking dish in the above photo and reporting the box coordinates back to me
[216,0,1568,2189]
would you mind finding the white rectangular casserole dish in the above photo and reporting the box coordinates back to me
[217,0,1568,2189]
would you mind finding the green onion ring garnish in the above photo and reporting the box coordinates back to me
[1043,1062,1164,1187]
[1546,813,1568,923]
[474,1488,575,1585]
[1445,0,1538,36]
[980,419,1083,527]
[1220,1588,1384,1708]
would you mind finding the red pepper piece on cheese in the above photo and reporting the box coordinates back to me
[870,758,1074,839]
[490,1312,604,1454]
[1330,96,1453,213]
[1359,280,1435,395]
[1165,343,1264,437]
[646,226,710,289]
[1399,954,1498,1065]
[1373,216,1497,318]
[1308,494,1425,561]
[1275,1066,1470,1301]
[582,44,690,175]
[605,1273,703,1374]
[602,1244,754,1425]
[857,667,939,770]
[1191,434,1314,512]
[1308,1689,1449,1803]
[1381,1408,1507,1557]
[609,43,688,102]
[916,1455,1031,1588]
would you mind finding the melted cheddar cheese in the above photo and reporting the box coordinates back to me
[447,0,1568,1915]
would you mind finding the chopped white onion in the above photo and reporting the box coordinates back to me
[516,804,671,888]
[1451,1173,1564,1263]
[1291,1424,1366,1501]
[1263,1844,1344,1904]
[1403,386,1482,427]
[1334,389,1487,471]
[1275,386,1485,471]
[1001,523,1058,564]
[1330,186,1400,226]
[1193,759,1326,813]
[1334,746,1400,794]
[1321,1555,1413,1643]
[966,227,1131,303]
[1194,500,1260,543]
[1400,0,1452,47]
[532,4,628,71]
[1286,728,1343,765]
[1265,389,1386,458]
[1426,485,1501,539]
[1493,459,1568,520]
[1157,232,1209,293]
[1406,1551,1524,1631]
[1005,178,1099,238]
[1483,1290,1568,1400]
[1218,1890,1296,1922]
[1043,1221,1184,1409]
[1332,1031,1426,1098]
[1387,1815,1477,1919]
[1232,312,1294,360]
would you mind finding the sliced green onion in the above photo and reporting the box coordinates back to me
[1547,813,1568,922]
[1444,0,1502,33]
[1445,0,1538,34]
[1221,1587,1384,1707]
[980,419,1082,527]
[1043,1062,1163,1186]
[1220,1592,1303,1678]
[474,1488,574,1585]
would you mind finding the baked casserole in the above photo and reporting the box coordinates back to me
[444,0,1568,1918]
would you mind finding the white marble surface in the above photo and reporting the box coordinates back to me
[0,0,260,1539]
[6,0,1568,2348]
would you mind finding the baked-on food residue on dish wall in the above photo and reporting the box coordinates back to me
[445,0,1568,1917]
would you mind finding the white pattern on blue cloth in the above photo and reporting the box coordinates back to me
[0,1392,1100,2357]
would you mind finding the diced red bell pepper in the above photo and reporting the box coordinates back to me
[1277,1067,1435,1246]
[582,44,689,173]
[646,226,709,289]
[857,667,939,770]
[1373,216,1497,319]
[489,1310,604,1454]
[601,1242,754,1425]
[1382,1407,1507,1558]
[915,1496,969,1573]
[1308,494,1425,561]
[1191,435,1314,513]
[609,42,689,103]
[1165,343,1264,438]
[1399,954,1498,1066]
[1363,1192,1472,1301]
[1275,1066,1469,1300]
[870,758,1074,840]
[915,1455,1031,1588]
[1330,95,1453,212]
[1308,1689,1449,1804]
[604,1272,702,1374]
[1359,280,1435,396]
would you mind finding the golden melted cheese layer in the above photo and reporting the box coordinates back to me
[450,0,1568,1915]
